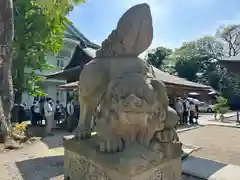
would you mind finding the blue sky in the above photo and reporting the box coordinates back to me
[68,0,240,51]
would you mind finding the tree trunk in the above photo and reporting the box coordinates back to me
[13,52,25,105]
[0,0,14,137]
[10,90,22,123]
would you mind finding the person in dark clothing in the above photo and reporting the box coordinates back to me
[30,102,36,125]
[18,104,26,124]
[34,101,41,125]
[66,98,79,132]
[194,104,199,124]
[54,100,62,125]
[39,97,46,125]
[182,101,188,124]
[182,96,191,124]
[74,103,80,121]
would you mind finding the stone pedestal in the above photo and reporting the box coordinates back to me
[63,135,182,180]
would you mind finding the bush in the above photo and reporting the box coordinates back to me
[10,122,28,142]
[213,96,229,121]
[213,96,229,114]
[14,122,27,134]
[218,107,229,114]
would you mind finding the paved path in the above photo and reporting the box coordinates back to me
[0,131,68,180]
[1,112,237,180]
[179,126,240,166]
[0,130,201,180]
[177,112,239,133]
[179,125,240,179]
[198,112,237,125]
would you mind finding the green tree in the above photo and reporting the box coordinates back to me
[171,37,226,87]
[146,46,172,70]
[216,24,240,57]
[171,40,207,81]
[174,57,200,81]
[215,25,240,96]
[12,0,85,104]
[171,32,240,103]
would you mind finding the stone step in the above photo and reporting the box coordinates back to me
[182,156,240,180]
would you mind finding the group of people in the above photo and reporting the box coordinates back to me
[174,97,199,125]
[29,97,76,135]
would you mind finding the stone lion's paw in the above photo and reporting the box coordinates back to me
[75,127,92,140]
[99,137,124,153]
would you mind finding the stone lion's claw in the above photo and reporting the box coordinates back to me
[75,128,92,140]
[99,137,123,153]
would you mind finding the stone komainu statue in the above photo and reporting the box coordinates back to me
[75,3,181,155]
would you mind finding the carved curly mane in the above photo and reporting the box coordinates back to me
[96,3,153,58]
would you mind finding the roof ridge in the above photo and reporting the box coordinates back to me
[63,19,100,49]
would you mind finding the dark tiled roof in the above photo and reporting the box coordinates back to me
[218,56,240,73]
[152,67,210,89]
[64,21,100,49]
[45,66,81,80]
[48,21,210,90]
[57,66,210,90]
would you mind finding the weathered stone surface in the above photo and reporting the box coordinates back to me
[64,136,181,180]
[65,3,182,180]
[95,3,153,58]
[74,3,181,155]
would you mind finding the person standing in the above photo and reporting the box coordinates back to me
[189,101,196,124]
[30,101,36,125]
[194,104,199,124]
[50,99,57,129]
[54,100,62,125]
[34,101,41,125]
[175,97,184,124]
[185,99,190,123]
[182,97,190,124]
[66,99,75,132]
[39,97,46,125]
[44,98,54,136]
[18,104,25,124]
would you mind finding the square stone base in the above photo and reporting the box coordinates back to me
[63,135,181,180]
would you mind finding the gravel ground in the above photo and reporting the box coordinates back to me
[179,126,240,166]
[0,131,68,180]
[0,131,202,180]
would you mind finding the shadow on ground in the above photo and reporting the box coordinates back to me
[176,124,200,131]
[182,156,227,179]
[15,155,64,180]
[40,130,71,149]
[208,115,238,123]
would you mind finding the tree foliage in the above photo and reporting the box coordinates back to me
[216,24,240,57]
[12,0,85,103]
[147,24,240,108]
[146,46,172,70]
